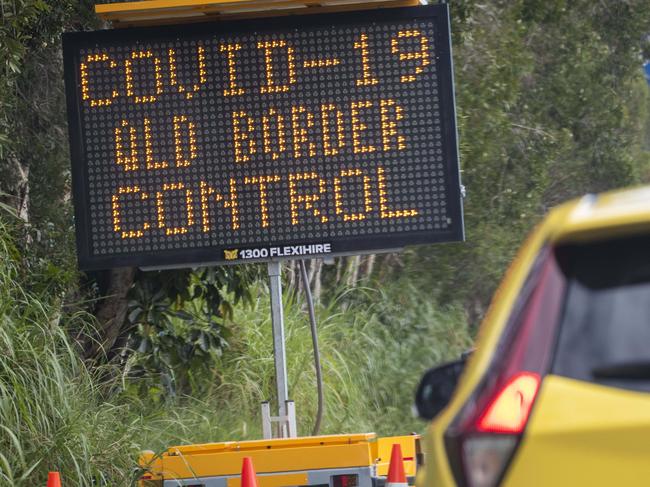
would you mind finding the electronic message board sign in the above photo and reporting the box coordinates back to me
[63,4,463,270]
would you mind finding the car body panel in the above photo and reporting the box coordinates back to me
[504,375,650,486]
[549,186,650,244]
[417,184,650,487]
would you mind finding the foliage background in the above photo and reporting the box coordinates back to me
[0,0,649,484]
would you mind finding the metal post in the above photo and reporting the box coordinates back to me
[261,401,273,439]
[286,400,298,438]
[267,261,289,437]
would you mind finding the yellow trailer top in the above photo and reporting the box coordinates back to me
[95,0,420,25]
[140,433,420,486]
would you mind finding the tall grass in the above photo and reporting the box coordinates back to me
[139,282,472,449]
[0,217,142,485]
[0,213,472,484]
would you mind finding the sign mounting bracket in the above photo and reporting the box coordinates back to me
[266,260,294,438]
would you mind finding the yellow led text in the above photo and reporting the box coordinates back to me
[289,172,329,225]
[144,118,168,170]
[244,175,282,228]
[258,40,296,94]
[321,103,345,157]
[232,111,257,163]
[80,53,119,107]
[354,33,379,86]
[115,120,139,171]
[114,116,198,171]
[303,58,341,68]
[291,105,317,159]
[156,182,194,235]
[230,98,406,163]
[351,100,377,154]
[199,180,240,232]
[391,30,430,83]
[110,167,419,238]
[220,43,246,96]
[112,186,151,238]
[262,108,287,160]
[80,32,432,107]
[378,166,418,218]
[168,45,207,99]
[125,50,163,103]
[380,99,406,151]
[333,168,373,221]
[173,115,197,167]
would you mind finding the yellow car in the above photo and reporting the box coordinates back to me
[415,185,650,487]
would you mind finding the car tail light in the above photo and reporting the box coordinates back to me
[445,247,566,487]
[477,372,541,434]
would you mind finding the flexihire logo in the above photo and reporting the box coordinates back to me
[224,249,239,260]
[224,243,332,261]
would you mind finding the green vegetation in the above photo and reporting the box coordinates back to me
[408,0,650,317]
[0,0,649,484]
[0,215,137,485]
[0,212,471,484]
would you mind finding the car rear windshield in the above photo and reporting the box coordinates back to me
[552,234,650,393]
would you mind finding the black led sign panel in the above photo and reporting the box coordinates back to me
[63,5,463,270]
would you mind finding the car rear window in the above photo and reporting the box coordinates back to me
[552,234,650,393]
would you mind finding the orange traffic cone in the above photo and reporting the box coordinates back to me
[241,457,259,487]
[47,472,62,487]
[386,444,408,487]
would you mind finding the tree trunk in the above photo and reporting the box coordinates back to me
[361,254,376,281]
[15,163,29,224]
[87,267,135,359]
[309,259,323,302]
[285,260,299,292]
[346,255,361,288]
[335,257,344,285]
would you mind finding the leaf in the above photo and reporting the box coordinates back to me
[220,301,234,320]
[198,332,209,352]
[128,307,143,323]
[174,310,194,321]
[137,338,151,353]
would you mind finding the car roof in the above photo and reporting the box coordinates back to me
[546,185,650,244]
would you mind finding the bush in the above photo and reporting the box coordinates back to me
[0,214,471,485]
[136,280,472,448]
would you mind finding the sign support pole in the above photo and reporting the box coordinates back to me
[267,260,291,437]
